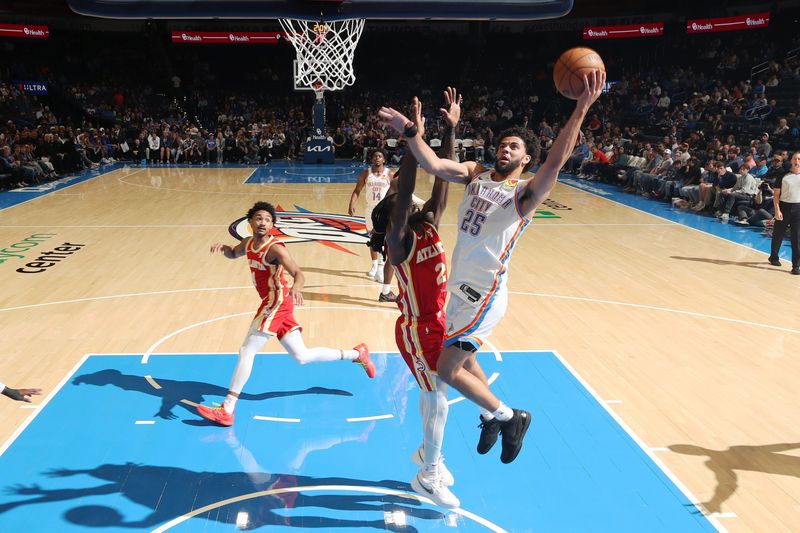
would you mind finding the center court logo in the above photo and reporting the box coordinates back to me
[229,208,368,255]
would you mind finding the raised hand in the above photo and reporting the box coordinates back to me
[440,87,462,128]
[210,243,226,254]
[378,106,412,134]
[577,69,606,109]
[410,97,425,138]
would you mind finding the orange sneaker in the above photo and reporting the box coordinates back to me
[353,343,375,378]
[197,404,234,426]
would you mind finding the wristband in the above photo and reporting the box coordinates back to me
[403,123,419,138]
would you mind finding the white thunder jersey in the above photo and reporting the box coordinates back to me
[448,170,531,306]
[365,167,392,213]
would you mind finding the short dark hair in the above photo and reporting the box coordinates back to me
[496,127,536,154]
[496,127,539,172]
[368,148,387,162]
[247,201,276,221]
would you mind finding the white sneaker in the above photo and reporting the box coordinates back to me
[720,213,729,223]
[374,266,384,284]
[411,472,460,509]
[366,263,378,278]
[411,447,454,486]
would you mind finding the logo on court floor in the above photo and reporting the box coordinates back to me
[229,206,368,256]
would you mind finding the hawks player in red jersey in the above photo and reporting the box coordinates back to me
[196,201,375,427]
[369,89,459,508]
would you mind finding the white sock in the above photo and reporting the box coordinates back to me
[224,332,271,412]
[279,329,357,363]
[381,284,392,294]
[480,407,494,421]
[492,403,513,422]
[371,259,379,267]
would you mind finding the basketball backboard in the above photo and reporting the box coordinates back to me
[67,0,573,21]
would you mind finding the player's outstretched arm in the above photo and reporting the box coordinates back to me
[379,105,474,183]
[210,238,248,259]
[348,170,368,216]
[520,70,605,216]
[269,244,305,305]
[423,86,460,228]
[386,150,418,266]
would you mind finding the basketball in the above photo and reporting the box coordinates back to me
[553,47,606,99]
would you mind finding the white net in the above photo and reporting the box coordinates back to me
[279,18,365,92]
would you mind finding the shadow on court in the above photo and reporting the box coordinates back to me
[669,256,781,271]
[72,369,352,421]
[301,289,388,308]
[0,462,438,530]
[669,442,800,514]
[302,266,377,281]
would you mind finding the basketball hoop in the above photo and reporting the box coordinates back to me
[279,17,365,92]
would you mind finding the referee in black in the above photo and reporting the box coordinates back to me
[769,151,800,275]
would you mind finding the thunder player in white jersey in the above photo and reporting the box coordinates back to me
[379,71,605,464]
[349,149,396,298]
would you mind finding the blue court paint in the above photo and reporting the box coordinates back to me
[560,175,789,260]
[0,351,717,532]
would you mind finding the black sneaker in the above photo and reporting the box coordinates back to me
[476,416,501,454]
[499,409,532,464]
[792,267,800,275]
[768,256,782,267]
[378,291,397,303]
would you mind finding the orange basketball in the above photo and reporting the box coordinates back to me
[553,47,605,100]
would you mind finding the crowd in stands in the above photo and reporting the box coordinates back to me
[1,20,799,239]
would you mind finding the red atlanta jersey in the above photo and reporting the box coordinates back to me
[393,222,447,319]
[246,236,290,302]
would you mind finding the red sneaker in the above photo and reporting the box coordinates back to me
[353,343,375,378]
[197,404,234,426]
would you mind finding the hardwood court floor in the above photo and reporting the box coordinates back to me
[0,164,798,532]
